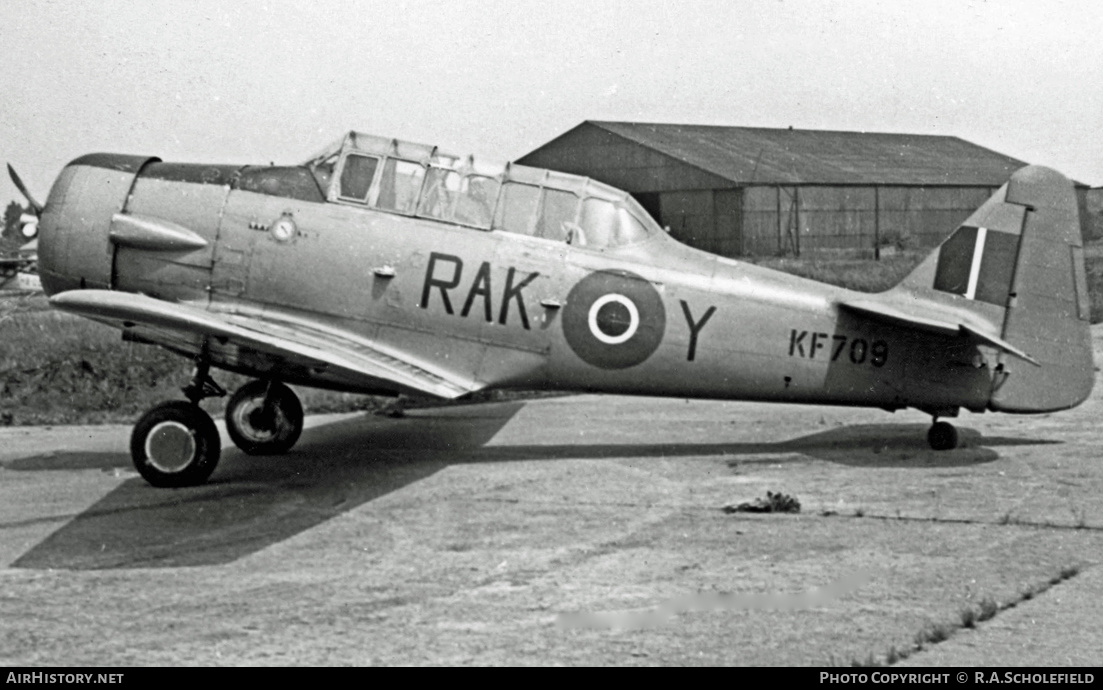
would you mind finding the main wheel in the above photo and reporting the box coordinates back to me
[927,420,959,451]
[131,401,221,487]
[225,380,304,455]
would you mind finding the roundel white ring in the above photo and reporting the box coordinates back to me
[562,269,666,370]
[587,294,639,345]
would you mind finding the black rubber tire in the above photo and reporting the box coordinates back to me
[224,380,304,455]
[131,401,221,487]
[927,421,959,451]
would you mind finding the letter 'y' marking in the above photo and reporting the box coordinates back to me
[680,300,716,362]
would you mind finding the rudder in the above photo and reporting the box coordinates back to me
[988,166,1093,412]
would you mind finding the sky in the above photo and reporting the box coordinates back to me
[2,0,1101,208]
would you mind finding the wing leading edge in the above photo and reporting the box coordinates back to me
[50,289,481,399]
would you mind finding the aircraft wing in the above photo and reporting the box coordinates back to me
[50,289,481,399]
[838,298,1039,366]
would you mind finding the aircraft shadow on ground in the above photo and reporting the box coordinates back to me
[11,405,1056,571]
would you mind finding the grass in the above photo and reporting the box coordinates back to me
[977,596,999,622]
[1,303,182,425]
[855,563,1085,667]
[722,490,802,514]
[959,606,978,628]
[0,296,412,425]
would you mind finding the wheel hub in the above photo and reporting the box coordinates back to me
[144,421,197,473]
[247,406,275,432]
[235,399,278,442]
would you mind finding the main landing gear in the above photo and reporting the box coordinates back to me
[224,379,304,455]
[926,419,959,451]
[129,357,304,487]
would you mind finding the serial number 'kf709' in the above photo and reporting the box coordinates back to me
[788,329,887,367]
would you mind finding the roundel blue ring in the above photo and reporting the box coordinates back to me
[562,270,666,369]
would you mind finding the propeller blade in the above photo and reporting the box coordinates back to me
[7,164,44,215]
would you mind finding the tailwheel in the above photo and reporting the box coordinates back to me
[131,401,221,487]
[225,380,304,455]
[927,420,959,451]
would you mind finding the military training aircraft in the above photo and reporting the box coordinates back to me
[7,131,1094,487]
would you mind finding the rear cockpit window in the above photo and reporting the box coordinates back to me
[492,178,653,249]
[492,184,580,241]
[493,183,540,235]
[536,189,580,242]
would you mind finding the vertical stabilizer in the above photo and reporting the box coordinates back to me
[988,166,1093,412]
[893,165,1093,412]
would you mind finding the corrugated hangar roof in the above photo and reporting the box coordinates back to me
[585,121,1028,186]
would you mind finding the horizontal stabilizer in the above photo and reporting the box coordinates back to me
[51,289,480,399]
[839,298,1039,365]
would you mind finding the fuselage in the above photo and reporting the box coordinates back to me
[36,145,998,416]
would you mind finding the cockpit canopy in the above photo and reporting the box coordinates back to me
[300,131,660,249]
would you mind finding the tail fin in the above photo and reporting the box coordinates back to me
[895,165,1093,412]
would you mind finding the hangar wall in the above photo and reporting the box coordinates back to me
[517,122,1075,259]
[738,185,996,256]
[637,186,997,258]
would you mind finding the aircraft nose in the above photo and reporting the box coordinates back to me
[37,153,157,295]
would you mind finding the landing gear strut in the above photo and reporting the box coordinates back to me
[927,419,959,451]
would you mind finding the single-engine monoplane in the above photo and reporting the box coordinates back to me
[9,131,1094,486]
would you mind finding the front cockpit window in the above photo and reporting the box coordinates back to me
[377,159,425,214]
[338,153,380,203]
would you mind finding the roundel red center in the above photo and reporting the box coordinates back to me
[562,270,666,369]
[595,300,632,338]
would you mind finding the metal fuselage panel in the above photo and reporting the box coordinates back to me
[114,165,228,301]
[40,157,994,412]
[38,161,146,294]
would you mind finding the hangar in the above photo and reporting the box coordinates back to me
[517,121,1059,258]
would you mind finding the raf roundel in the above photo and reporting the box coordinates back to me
[562,270,666,369]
